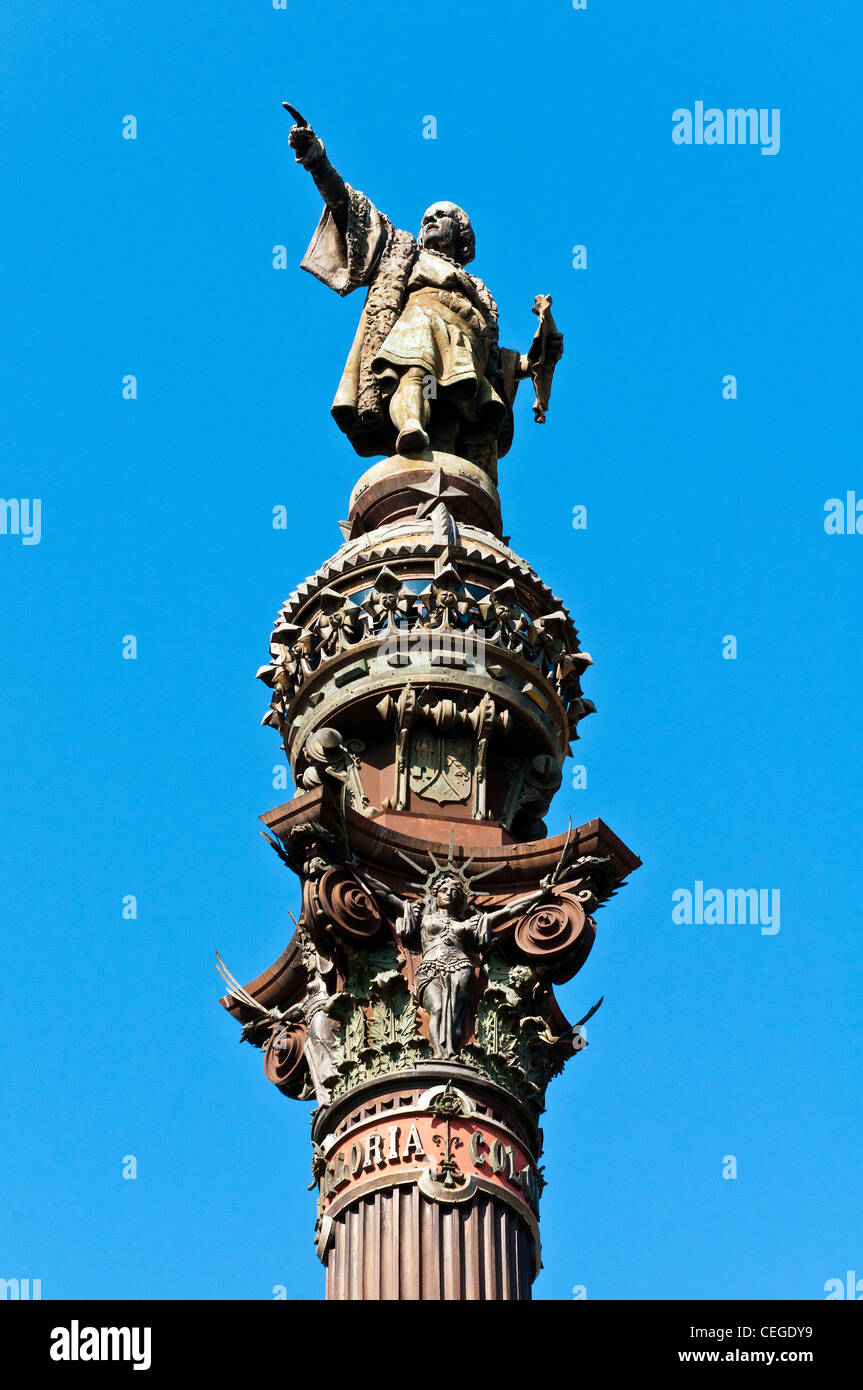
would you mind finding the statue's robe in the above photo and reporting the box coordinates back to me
[301,186,519,462]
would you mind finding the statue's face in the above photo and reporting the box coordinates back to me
[435,878,464,912]
[419,202,471,263]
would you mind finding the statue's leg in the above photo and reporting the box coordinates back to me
[422,979,444,1058]
[389,367,431,455]
[304,1040,331,1105]
[450,968,473,1054]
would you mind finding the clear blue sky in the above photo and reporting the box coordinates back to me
[2,0,861,1300]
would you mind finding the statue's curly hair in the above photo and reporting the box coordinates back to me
[450,206,476,265]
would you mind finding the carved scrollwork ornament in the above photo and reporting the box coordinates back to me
[264,1022,309,1097]
[317,867,383,942]
[512,889,592,968]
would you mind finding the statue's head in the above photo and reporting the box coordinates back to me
[432,874,468,914]
[418,202,475,265]
[299,933,318,975]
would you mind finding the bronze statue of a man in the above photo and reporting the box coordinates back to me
[283,105,563,476]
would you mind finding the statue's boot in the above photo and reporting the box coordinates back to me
[396,423,431,455]
[391,367,431,455]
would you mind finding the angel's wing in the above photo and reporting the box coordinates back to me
[574,995,603,1030]
[215,950,272,1018]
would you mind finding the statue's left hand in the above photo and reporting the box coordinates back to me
[544,331,564,364]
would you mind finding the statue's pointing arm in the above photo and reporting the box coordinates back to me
[283,104,387,297]
[284,105,349,218]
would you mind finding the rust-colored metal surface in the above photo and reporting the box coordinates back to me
[324,1186,535,1301]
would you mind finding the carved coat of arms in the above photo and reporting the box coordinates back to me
[410,728,473,804]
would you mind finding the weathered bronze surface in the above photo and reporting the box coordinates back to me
[217,107,640,1300]
[282,104,563,474]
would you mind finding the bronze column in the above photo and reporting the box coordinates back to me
[218,108,640,1300]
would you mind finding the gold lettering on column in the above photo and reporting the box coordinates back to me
[469,1129,489,1167]
[333,1153,350,1191]
[364,1132,386,1169]
[489,1139,507,1175]
[402,1124,426,1159]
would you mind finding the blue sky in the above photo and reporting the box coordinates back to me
[2,0,861,1300]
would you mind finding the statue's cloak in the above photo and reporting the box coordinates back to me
[301,185,419,457]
